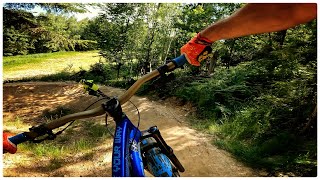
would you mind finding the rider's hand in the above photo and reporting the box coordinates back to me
[3,132,17,154]
[180,33,213,66]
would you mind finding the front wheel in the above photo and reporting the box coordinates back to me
[141,141,180,177]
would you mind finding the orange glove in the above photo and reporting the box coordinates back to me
[3,132,17,154]
[181,33,213,66]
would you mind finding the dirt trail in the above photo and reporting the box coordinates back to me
[3,82,260,177]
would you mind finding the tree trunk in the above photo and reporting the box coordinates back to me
[163,29,175,64]
[149,61,152,72]
[227,39,236,69]
[268,33,272,47]
[208,51,217,75]
[276,29,287,47]
[115,18,130,78]
[301,104,317,134]
[144,4,160,72]
[116,62,123,78]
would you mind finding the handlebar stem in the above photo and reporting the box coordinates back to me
[102,97,123,121]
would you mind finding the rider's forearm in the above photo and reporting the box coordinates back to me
[200,3,317,42]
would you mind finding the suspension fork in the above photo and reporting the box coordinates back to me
[141,126,185,172]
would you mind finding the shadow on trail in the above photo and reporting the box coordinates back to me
[3,82,257,177]
[3,82,115,176]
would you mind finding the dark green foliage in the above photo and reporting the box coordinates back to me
[76,62,114,82]
[136,72,177,98]
[3,8,36,55]
[136,19,317,176]
[176,67,254,119]
[3,3,97,56]
[74,40,98,51]
[3,26,32,56]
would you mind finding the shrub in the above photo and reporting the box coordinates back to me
[75,40,98,51]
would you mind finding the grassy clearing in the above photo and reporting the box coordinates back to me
[3,51,101,80]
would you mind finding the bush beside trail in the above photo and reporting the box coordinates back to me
[136,57,316,176]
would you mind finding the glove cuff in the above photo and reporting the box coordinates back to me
[180,33,213,66]
[196,33,213,45]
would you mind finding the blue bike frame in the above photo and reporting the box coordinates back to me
[111,55,188,177]
[112,115,144,177]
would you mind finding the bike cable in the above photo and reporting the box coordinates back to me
[38,93,141,149]
[128,100,141,151]
[53,96,111,138]
[102,99,141,139]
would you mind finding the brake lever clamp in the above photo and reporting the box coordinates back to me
[102,97,123,121]
[157,64,169,78]
[29,124,57,143]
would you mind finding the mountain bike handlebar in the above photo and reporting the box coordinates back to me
[8,55,188,145]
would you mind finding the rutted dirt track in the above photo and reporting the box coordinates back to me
[3,82,260,177]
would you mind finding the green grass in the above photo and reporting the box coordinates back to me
[47,158,64,170]
[4,117,26,129]
[7,105,114,172]
[3,51,101,80]
[18,120,114,171]
[19,120,114,157]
